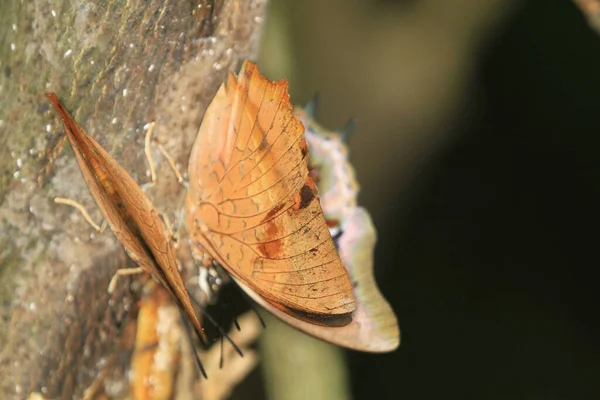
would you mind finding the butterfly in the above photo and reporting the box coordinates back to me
[48,60,398,365]
[185,61,399,351]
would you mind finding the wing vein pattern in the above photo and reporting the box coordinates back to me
[185,62,356,319]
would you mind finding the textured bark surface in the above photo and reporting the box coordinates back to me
[0,1,267,398]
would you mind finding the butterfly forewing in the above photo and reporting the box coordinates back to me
[47,94,207,344]
[185,62,356,325]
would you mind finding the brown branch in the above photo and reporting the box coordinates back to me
[0,1,268,399]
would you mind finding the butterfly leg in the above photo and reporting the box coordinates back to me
[107,266,145,293]
[53,196,143,294]
[54,197,106,233]
[186,251,229,305]
[143,122,187,245]
[143,121,187,188]
[144,122,158,186]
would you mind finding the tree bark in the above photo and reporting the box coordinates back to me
[0,1,268,399]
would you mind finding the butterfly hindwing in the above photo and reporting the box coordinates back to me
[185,62,356,326]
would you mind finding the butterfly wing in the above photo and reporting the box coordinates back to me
[288,106,400,351]
[185,62,356,326]
[47,94,207,344]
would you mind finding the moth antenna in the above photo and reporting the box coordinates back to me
[233,317,241,331]
[338,118,358,142]
[188,294,244,357]
[305,92,321,118]
[177,308,208,379]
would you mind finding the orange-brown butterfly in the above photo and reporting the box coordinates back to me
[48,61,398,367]
[185,62,399,352]
[185,62,356,328]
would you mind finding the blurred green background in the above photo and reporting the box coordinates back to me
[254,0,600,398]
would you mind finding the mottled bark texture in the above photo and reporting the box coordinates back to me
[0,1,267,399]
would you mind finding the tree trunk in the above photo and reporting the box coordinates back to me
[0,1,268,399]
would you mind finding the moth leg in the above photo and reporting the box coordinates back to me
[107,266,144,293]
[144,121,187,188]
[54,197,106,233]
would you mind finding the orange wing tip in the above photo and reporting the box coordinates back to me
[237,60,291,93]
[45,93,65,117]
[45,93,83,141]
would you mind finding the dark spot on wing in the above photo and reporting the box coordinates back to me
[298,184,315,210]
[299,138,309,158]
[257,220,282,258]
[258,139,270,151]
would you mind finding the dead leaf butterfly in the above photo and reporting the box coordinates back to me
[48,60,398,362]
[185,61,356,329]
[185,61,399,351]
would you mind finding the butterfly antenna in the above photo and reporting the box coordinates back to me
[222,299,240,331]
[177,308,208,379]
[218,306,225,369]
[237,291,267,329]
[219,333,225,369]
[248,302,267,329]
[305,92,321,118]
[338,118,358,142]
[188,294,244,357]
